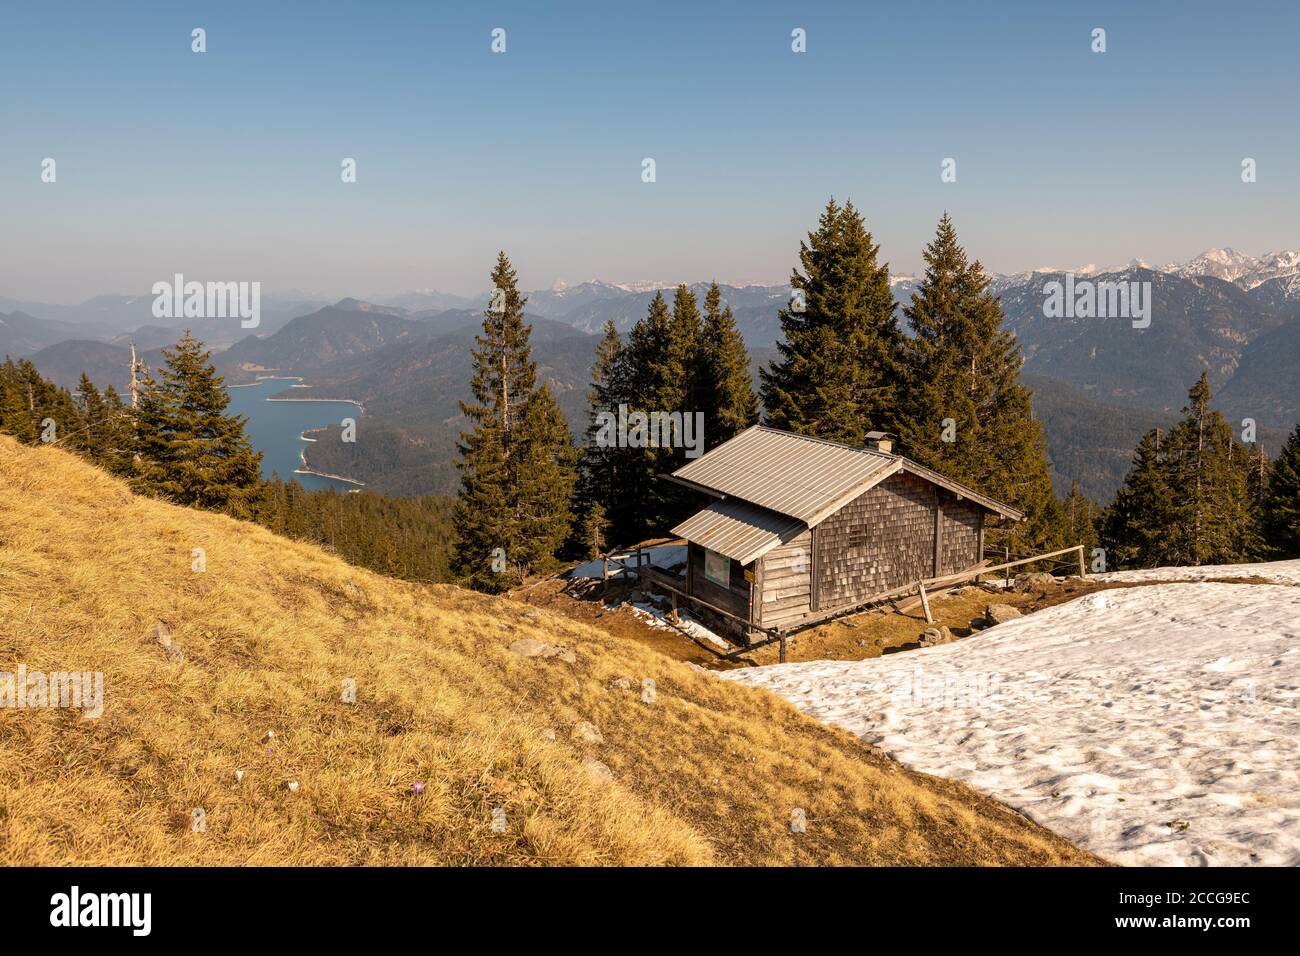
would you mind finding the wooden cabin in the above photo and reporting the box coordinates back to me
[666,426,1024,640]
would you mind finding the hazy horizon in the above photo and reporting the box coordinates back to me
[3,0,1298,303]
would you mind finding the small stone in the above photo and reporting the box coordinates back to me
[411,781,425,796]
[261,730,276,743]
[918,626,957,646]
[571,721,604,745]
[540,727,557,742]
[791,808,807,833]
[1013,572,1057,593]
[508,638,550,657]
[609,676,634,690]
[234,770,245,784]
[284,780,299,793]
[149,621,183,661]
[582,757,614,783]
[985,603,1023,626]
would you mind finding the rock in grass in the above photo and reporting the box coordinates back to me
[1013,572,1058,593]
[919,626,956,647]
[571,721,604,745]
[508,638,577,664]
[582,758,614,783]
[985,603,1023,626]
[149,621,183,661]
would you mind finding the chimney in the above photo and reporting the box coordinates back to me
[864,430,894,454]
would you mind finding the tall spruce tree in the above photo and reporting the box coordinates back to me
[760,198,903,443]
[576,320,633,544]
[74,374,108,460]
[512,384,578,573]
[699,281,758,449]
[619,290,688,538]
[895,213,1062,552]
[1262,423,1300,557]
[1062,480,1100,559]
[452,251,576,591]
[131,332,263,510]
[1244,443,1270,559]
[1162,372,1253,565]
[1099,429,1175,569]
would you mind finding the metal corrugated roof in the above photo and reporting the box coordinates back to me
[670,497,806,566]
[669,426,1024,523]
[670,426,901,525]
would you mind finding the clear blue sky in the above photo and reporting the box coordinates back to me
[2,0,1297,303]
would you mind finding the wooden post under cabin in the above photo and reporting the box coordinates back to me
[670,591,679,624]
[918,580,934,624]
[1077,545,1087,579]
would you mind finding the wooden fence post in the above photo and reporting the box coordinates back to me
[601,555,608,594]
[779,634,787,664]
[917,581,934,624]
[1077,545,1087,579]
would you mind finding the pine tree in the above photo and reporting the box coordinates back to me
[620,290,687,538]
[1099,429,1175,569]
[130,331,263,510]
[1062,480,1099,559]
[1163,372,1253,565]
[576,501,609,560]
[576,320,632,544]
[1262,424,1300,558]
[895,213,1062,553]
[0,360,40,442]
[97,385,136,476]
[1244,443,1270,559]
[760,198,903,444]
[699,281,758,449]
[512,385,578,574]
[452,251,576,591]
[74,373,107,460]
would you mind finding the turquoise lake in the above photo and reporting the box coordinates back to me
[225,378,362,492]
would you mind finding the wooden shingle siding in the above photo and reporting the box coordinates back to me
[814,472,936,610]
[757,530,812,627]
[939,497,982,574]
[687,542,752,625]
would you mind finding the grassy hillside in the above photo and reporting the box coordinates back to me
[0,436,1098,866]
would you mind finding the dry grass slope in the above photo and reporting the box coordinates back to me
[0,436,1101,865]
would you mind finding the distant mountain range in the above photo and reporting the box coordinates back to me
[7,247,1298,502]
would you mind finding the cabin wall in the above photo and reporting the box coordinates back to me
[757,530,812,627]
[814,471,938,610]
[686,542,752,628]
[938,498,982,574]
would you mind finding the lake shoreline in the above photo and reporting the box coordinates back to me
[226,378,367,492]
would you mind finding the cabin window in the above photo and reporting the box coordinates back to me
[703,549,730,587]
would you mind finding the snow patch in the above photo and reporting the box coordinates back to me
[722,582,1300,866]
